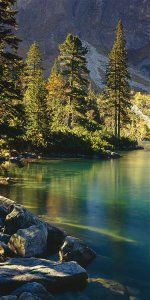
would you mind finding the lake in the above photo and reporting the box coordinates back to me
[1,148,150,292]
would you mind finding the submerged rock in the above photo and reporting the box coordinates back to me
[59,236,96,266]
[8,224,48,258]
[55,291,89,300]
[0,296,17,300]
[0,258,88,295]
[12,282,54,299]
[18,292,41,299]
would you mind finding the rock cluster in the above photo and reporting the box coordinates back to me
[0,196,143,299]
[0,196,95,299]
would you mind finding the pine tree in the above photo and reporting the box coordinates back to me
[106,20,131,140]
[59,34,89,128]
[23,42,49,148]
[0,0,23,139]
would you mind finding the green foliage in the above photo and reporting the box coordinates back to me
[59,33,89,128]
[45,34,108,155]
[105,20,131,140]
[49,126,110,155]
[133,92,150,117]
[46,63,69,129]
[0,0,24,149]
[122,92,150,141]
[1,10,147,157]
[86,86,102,131]
[23,42,49,149]
[108,135,138,150]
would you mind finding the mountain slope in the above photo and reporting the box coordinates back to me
[84,42,150,92]
[16,0,150,81]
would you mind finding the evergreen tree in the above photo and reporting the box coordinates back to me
[23,42,49,148]
[59,34,89,128]
[0,0,23,140]
[46,60,68,129]
[86,85,101,131]
[106,20,131,140]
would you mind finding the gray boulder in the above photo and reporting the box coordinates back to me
[59,236,96,266]
[0,258,88,295]
[4,205,41,235]
[8,224,48,258]
[12,282,54,299]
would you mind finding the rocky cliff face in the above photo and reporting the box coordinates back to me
[16,0,150,89]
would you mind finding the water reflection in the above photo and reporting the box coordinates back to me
[1,150,150,287]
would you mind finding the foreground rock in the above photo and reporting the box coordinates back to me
[8,224,48,257]
[1,198,66,254]
[12,282,54,299]
[54,278,142,300]
[59,236,96,267]
[4,204,41,235]
[0,196,95,262]
[0,196,93,296]
[0,258,88,295]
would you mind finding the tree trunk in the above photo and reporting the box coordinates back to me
[115,99,118,138]
[118,94,121,140]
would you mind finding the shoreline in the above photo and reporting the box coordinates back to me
[0,196,148,299]
[0,147,145,187]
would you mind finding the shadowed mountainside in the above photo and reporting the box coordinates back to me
[17,0,150,74]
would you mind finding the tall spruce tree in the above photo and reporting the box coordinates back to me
[0,0,23,140]
[23,42,49,148]
[106,20,131,140]
[59,34,89,129]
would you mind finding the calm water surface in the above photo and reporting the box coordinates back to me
[1,149,150,289]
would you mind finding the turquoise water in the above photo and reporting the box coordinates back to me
[1,149,150,289]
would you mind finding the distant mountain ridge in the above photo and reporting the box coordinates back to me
[16,0,150,90]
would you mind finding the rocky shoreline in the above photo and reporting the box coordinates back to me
[0,196,146,300]
[0,196,94,298]
[0,151,121,188]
